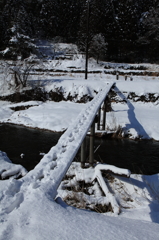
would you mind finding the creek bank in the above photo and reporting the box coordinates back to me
[0,87,93,103]
[109,88,159,103]
[0,86,158,141]
[1,86,159,104]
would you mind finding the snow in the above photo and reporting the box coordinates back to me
[0,152,27,179]
[0,52,159,239]
[0,187,158,240]
[116,78,159,94]
[0,47,10,55]
[58,162,159,223]
[1,158,159,239]
[94,163,131,177]
[0,77,158,139]
[108,89,159,140]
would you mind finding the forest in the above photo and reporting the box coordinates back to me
[0,0,159,62]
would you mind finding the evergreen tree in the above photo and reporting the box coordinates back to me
[0,24,38,59]
[37,0,58,38]
[89,33,107,63]
[105,0,139,62]
[77,0,105,52]
[138,0,159,61]
[0,0,159,62]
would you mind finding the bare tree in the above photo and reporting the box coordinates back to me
[10,62,34,88]
[1,60,34,90]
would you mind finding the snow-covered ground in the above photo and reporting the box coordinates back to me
[0,75,159,140]
[58,162,159,223]
[0,53,159,239]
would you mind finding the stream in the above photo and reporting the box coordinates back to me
[0,124,62,171]
[0,124,159,174]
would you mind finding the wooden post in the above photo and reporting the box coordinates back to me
[81,137,86,168]
[116,72,119,80]
[89,119,95,167]
[102,98,107,130]
[97,107,101,130]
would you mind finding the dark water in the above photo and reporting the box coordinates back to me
[0,124,159,174]
[0,124,62,171]
[93,138,159,175]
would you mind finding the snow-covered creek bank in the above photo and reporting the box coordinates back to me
[1,124,159,175]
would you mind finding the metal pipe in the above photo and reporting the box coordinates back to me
[97,107,101,130]
[81,137,86,168]
[89,119,95,167]
[102,98,107,130]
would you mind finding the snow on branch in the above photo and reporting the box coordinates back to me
[94,164,131,178]
[92,163,131,214]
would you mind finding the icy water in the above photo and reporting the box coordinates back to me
[0,124,159,174]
